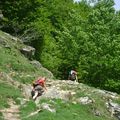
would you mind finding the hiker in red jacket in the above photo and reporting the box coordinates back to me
[31,77,47,100]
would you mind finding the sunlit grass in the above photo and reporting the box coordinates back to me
[0,83,22,109]
[20,99,115,120]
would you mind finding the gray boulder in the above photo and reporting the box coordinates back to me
[76,96,93,105]
[20,46,35,60]
[30,60,42,68]
[41,103,56,113]
[106,99,120,119]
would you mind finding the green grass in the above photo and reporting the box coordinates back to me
[20,99,115,120]
[20,100,37,118]
[0,30,54,83]
[0,46,53,84]
[0,83,22,109]
[0,112,4,120]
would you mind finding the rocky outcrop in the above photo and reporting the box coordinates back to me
[20,46,35,60]
[41,103,56,113]
[30,60,42,68]
[76,96,93,104]
[106,99,120,119]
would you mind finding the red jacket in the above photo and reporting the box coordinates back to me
[36,79,45,87]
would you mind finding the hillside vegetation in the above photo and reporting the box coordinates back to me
[0,30,120,120]
[1,0,120,119]
[1,0,120,92]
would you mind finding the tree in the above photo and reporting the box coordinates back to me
[1,0,39,35]
[85,0,120,92]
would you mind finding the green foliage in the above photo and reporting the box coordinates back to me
[83,0,120,91]
[1,0,39,34]
[1,0,120,92]
[104,79,120,92]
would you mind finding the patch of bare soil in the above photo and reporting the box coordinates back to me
[0,99,20,120]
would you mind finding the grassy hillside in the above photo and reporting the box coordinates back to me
[0,30,119,120]
[0,30,53,83]
[0,30,53,119]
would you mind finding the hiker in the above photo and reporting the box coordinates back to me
[68,70,78,82]
[31,77,47,100]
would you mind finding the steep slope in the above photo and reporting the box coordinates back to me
[0,30,53,119]
[0,30,120,120]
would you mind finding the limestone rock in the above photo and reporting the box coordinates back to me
[20,46,35,60]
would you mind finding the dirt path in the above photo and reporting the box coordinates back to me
[0,72,31,120]
[0,99,20,120]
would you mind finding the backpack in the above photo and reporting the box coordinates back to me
[32,79,39,87]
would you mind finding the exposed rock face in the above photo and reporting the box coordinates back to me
[30,60,42,68]
[40,67,54,79]
[30,60,54,78]
[40,88,74,101]
[106,99,120,119]
[76,96,93,105]
[41,103,56,113]
[97,90,118,99]
[0,37,6,45]
[20,46,35,60]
